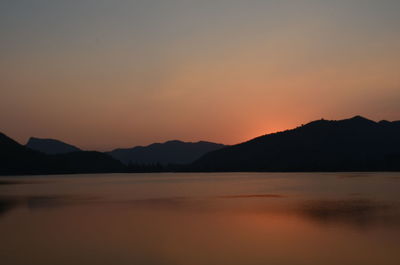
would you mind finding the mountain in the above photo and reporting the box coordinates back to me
[26,137,81,154]
[0,133,125,175]
[50,151,125,174]
[192,116,400,171]
[0,133,50,175]
[108,140,226,165]
[3,115,400,174]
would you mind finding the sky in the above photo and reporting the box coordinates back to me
[1,0,400,150]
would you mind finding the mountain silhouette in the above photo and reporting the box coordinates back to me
[0,133,124,175]
[2,115,400,174]
[0,132,50,174]
[50,151,125,174]
[26,137,81,154]
[108,140,226,165]
[192,116,400,171]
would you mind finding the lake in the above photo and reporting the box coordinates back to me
[1,172,400,265]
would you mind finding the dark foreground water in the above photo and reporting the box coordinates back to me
[1,172,400,265]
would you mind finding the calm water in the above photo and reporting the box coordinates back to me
[1,172,400,265]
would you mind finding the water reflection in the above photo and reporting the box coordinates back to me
[126,197,197,211]
[297,199,400,228]
[0,180,36,185]
[216,194,286,199]
[0,197,19,217]
[2,193,400,229]
[0,195,98,217]
[1,173,400,265]
[337,173,373,179]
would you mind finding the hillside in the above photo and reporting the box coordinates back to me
[26,137,81,154]
[192,116,400,171]
[0,133,125,175]
[108,140,225,165]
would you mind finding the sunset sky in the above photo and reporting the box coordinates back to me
[1,0,400,150]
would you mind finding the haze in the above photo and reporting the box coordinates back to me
[1,0,400,150]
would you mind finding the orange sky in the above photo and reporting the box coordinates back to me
[1,1,400,150]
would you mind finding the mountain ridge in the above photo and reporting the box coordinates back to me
[2,115,400,174]
[1,133,124,175]
[191,116,400,171]
[108,140,226,165]
[26,137,81,154]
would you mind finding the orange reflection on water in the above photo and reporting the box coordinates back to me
[1,173,400,265]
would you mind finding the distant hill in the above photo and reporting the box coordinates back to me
[3,115,400,174]
[50,151,125,174]
[0,132,50,175]
[108,140,226,165]
[26,137,81,154]
[192,116,400,171]
[0,133,125,175]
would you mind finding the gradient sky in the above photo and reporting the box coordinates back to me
[1,0,400,150]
